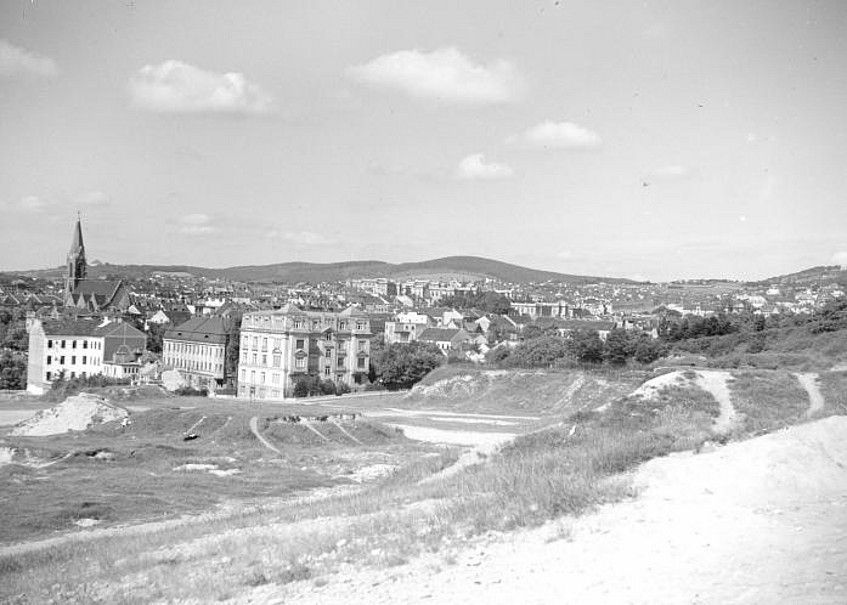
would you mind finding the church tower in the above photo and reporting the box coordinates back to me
[65,216,87,295]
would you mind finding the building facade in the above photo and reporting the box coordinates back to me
[162,316,230,393]
[26,318,147,394]
[237,304,372,400]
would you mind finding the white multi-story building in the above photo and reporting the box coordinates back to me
[237,304,372,400]
[162,316,230,393]
[26,317,147,394]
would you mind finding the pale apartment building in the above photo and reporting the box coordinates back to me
[26,317,147,394]
[162,315,230,393]
[237,304,372,400]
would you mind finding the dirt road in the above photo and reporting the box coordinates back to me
[277,416,847,605]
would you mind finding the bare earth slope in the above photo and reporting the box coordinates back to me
[277,416,847,605]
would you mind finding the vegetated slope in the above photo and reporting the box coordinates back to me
[405,367,647,415]
[753,264,847,288]
[12,256,635,284]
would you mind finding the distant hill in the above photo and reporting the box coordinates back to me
[754,265,847,288]
[7,256,635,285]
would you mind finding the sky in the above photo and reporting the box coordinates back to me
[1,0,846,281]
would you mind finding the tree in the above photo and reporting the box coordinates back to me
[0,351,26,390]
[603,328,632,365]
[507,336,570,368]
[375,342,444,390]
[568,329,605,364]
[146,323,167,354]
[633,337,666,364]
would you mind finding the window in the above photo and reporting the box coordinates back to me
[324,366,331,376]
[47,356,52,365]
[294,319,304,329]
[47,340,53,348]
[260,372,266,384]
[272,373,280,385]
[356,322,364,330]
[82,357,87,365]
[61,340,66,348]
[240,369,246,381]
[295,356,306,369]
[252,337,258,349]
[358,340,367,352]
[72,340,77,349]
[46,371,51,381]
[242,334,248,347]
[262,354,267,366]
[325,332,332,341]
[241,351,247,363]
[250,370,256,383]
[296,339,305,350]
[262,338,267,351]
[252,353,257,364]
[337,357,345,368]
[273,355,281,367]
[83,341,88,349]
[357,357,366,369]
[338,340,346,349]
[60,356,65,364]
[338,321,346,330]
[70,371,76,378]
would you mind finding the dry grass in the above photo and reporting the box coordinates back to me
[728,371,810,434]
[2,368,842,603]
[819,370,847,415]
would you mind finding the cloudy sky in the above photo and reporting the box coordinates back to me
[1,1,846,281]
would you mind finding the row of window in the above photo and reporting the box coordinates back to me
[47,339,101,350]
[45,370,88,381]
[245,315,368,332]
[163,341,224,358]
[241,335,368,354]
[164,356,223,374]
[46,355,100,366]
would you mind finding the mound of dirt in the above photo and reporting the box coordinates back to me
[406,368,643,415]
[10,394,129,437]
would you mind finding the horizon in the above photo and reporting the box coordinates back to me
[2,2,846,281]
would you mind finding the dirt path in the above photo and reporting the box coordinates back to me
[248,416,282,454]
[692,370,736,433]
[274,416,847,605]
[795,372,825,417]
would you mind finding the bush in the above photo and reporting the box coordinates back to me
[374,342,444,390]
[45,374,131,402]
[335,381,351,396]
[319,379,336,396]
[174,386,208,397]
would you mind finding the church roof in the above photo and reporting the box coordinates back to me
[69,218,85,255]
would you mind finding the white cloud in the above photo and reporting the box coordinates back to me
[128,60,272,114]
[650,165,692,179]
[347,47,522,104]
[831,251,847,269]
[0,39,57,78]
[456,153,514,180]
[17,195,50,213]
[520,121,602,149]
[178,213,219,234]
[266,230,335,245]
[76,190,111,207]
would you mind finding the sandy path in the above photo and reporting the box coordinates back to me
[795,372,825,417]
[248,416,282,454]
[693,371,736,433]
[274,416,847,605]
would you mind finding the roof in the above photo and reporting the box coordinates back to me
[419,328,465,342]
[165,316,229,344]
[41,318,146,338]
[72,280,121,297]
[70,218,84,255]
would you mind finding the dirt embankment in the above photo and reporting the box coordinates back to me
[274,416,847,605]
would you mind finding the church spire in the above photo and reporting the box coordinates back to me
[65,215,87,296]
[70,212,85,255]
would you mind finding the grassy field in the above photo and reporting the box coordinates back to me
[2,367,844,603]
[0,396,436,545]
[727,371,810,434]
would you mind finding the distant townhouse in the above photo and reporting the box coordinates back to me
[418,327,473,354]
[237,304,372,400]
[26,317,147,394]
[384,311,433,344]
[511,300,569,319]
[162,316,231,393]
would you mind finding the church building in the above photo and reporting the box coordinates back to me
[63,217,131,313]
